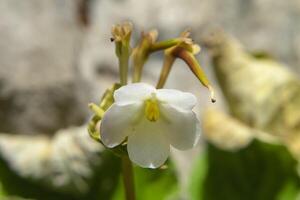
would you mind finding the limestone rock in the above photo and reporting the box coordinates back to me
[202,108,279,151]
[0,126,112,195]
[203,31,300,138]
[0,0,89,134]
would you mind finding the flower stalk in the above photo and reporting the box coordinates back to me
[157,30,216,102]
[175,49,216,102]
[122,155,136,200]
[132,31,182,82]
[150,38,182,52]
[111,22,133,85]
[156,54,175,89]
[132,30,158,82]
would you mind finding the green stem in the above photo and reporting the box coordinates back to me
[156,54,175,89]
[121,155,135,200]
[176,49,216,102]
[132,59,146,83]
[150,38,180,52]
[177,50,210,87]
[119,55,129,85]
[132,38,180,83]
[132,44,149,83]
[119,47,134,198]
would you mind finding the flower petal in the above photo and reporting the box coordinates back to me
[156,89,197,110]
[160,104,200,150]
[127,120,170,168]
[100,102,142,148]
[114,83,156,105]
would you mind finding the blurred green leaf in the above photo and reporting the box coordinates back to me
[112,161,179,200]
[0,181,7,197]
[189,139,300,200]
[276,180,300,200]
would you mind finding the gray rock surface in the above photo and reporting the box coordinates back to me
[1,0,299,135]
[81,0,300,79]
[0,127,102,194]
[0,0,89,134]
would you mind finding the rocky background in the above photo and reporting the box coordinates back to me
[1,0,299,134]
[0,0,299,199]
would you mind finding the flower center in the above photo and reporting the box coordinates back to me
[144,93,160,122]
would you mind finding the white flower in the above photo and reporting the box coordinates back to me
[100,83,200,168]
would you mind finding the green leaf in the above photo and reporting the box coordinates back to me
[0,181,7,197]
[189,139,300,200]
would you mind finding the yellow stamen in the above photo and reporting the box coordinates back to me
[144,97,160,122]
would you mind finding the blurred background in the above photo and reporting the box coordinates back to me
[0,0,299,199]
